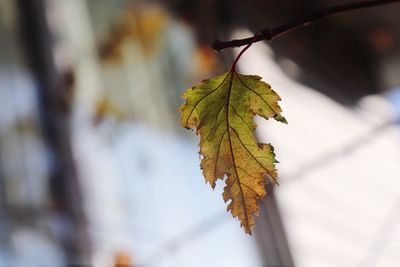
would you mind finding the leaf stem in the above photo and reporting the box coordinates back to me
[212,0,400,52]
[230,33,258,72]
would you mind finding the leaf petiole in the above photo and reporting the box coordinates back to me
[230,33,259,72]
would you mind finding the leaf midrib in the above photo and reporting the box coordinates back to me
[225,71,250,231]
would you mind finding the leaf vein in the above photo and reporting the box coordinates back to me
[236,75,279,116]
[185,73,230,126]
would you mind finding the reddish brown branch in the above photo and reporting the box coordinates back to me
[212,0,400,52]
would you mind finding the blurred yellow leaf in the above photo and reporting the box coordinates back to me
[94,97,124,124]
[180,71,286,234]
[113,250,133,267]
[99,5,168,62]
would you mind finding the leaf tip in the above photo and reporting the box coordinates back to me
[242,221,254,235]
[274,114,288,124]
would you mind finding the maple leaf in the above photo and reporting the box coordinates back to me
[180,70,286,234]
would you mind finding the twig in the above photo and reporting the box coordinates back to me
[212,0,400,52]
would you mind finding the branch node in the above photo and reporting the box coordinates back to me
[261,29,273,41]
[211,39,223,52]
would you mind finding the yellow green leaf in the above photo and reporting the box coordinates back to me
[180,70,286,234]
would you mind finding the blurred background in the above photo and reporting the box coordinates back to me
[0,0,400,266]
